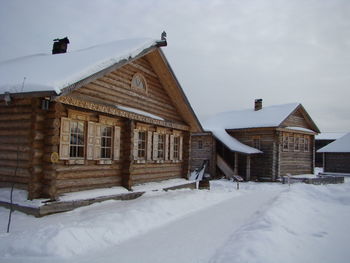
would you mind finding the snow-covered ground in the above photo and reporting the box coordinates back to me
[1,178,350,263]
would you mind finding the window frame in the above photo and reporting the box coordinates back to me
[157,133,165,159]
[69,120,85,159]
[137,130,147,159]
[100,125,113,159]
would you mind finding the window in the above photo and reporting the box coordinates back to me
[60,117,121,162]
[138,131,147,159]
[283,134,289,151]
[131,73,147,92]
[288,135,294,151]
[157,134,165,159]
[294,135,300,151]
[101,126,112,159]
[252,137,261,150]
[198,140,203,149]
[69,120,85,158]
[174,136,180,160]
[304,137,310,152]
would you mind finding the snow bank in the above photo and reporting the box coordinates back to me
[0,187,236,259]
[210,181,350,263]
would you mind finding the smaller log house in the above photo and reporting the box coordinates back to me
[0,37,202,200]
[317,132,350,174]
[192,100,320,181]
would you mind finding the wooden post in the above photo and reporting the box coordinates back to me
[246,155,251,181]
[122,119,135,190]
[233,152,238,175]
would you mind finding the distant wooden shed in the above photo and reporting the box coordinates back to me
[317,132,350,174]
[195,100,320,181]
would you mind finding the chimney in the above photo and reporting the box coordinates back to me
[52,37,70,54]
[254,99,262,111]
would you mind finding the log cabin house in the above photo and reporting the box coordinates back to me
[0,37,203,200]
[192,100,320,181]
[317,132,350,174]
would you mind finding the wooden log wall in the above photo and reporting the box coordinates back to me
[190,134,216,177]
[0,98,34,191]
[72,56,184,124]
[283,109,311,129]
[229,129,276,180]
[324,153,350,174]
[42,102,125,199]
[279,134,313,176]
[130,122,187,185]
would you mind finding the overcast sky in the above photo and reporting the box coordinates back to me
[0,0,349,132]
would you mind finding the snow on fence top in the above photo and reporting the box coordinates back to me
[0,38,158,95]
[317,132,350,153]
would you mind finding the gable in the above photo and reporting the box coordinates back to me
[280,106,320,133]
[71,55,184,124]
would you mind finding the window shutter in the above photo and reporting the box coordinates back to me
[164,134,169,161]
[179,136,183,161]
[169,134,174,161]
[87,122,96,160]
[59,117,71,160]
[147,131,153,161]
[133,129,139,160]
[153,132,159,160]
[94,124,101,160]
[113,126,121,160]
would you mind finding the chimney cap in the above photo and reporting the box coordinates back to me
[254,98,263,111]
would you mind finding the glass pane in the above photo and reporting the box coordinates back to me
[70,146,76,157]
[70,122,77,133]
[78,134,84,145]
[78,122,84,133]
[70,134,77,144]
[77,147,84,157]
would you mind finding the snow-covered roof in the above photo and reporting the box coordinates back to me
[316,132,347,140]
[203,103,300,130]
[317,132,350,153]
[211,129,262,154]
[0,38,159,95]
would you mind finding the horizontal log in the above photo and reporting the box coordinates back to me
[0,129,30,136]
[0,175,29,184]
[0,120,31,129]
[0,161,31,170]
[0,152,31,161]
[57,169,122,179]
[0,166,31,177]
[0,144,31,152]
[132,166,182,175]
[56,176,122,189]
[132,174,182,185]
[0,113,32,121]
[56,164,122,172]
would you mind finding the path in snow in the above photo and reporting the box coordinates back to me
[77,188,283,263]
